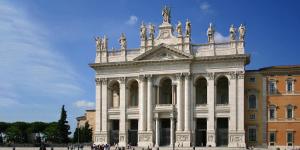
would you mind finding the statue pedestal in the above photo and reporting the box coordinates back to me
[138,131,153,148]
[228,130,246,148]
[206,130,216,147]
[175,131,191,147]
[94,131,109,145]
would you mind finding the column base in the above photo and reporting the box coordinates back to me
[138,131,153,148]
[94,131,109,145]
[175,131,191,147]
[206,130,216,147]
[228,130,246,148]
[118,131,127,147]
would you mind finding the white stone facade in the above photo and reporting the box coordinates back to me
[91,7,249,148]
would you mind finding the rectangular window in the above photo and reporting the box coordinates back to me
[270,82,276,94]
[269,132,276,146]
[249,77,256,83]
[248,127,257,142]
[249,114,256,120]
[287,80,293,93]
[287,132,293,146]
[270,108,275,120]
[287,107,293,119]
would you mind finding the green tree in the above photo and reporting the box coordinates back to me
[6,125,21,143]
[44,122,59,143]
[0,122,10,144]
[57,105,71,143]
[73,122,93,143]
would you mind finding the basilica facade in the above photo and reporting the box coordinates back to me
[90,7,249,148]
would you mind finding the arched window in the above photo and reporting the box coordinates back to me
[195,77,207,105]
[110,81,120,108]
[248,95,256,109]
[159,78,172,104]
[216,76,229,105]
[129,80,139,107]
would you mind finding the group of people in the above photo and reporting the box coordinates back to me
[91,143,134,150]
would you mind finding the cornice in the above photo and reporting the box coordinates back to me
[89,54,250,70]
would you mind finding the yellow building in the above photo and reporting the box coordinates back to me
[244,71,267,147]
[76,109,96,140]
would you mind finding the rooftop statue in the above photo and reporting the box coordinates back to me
[119,33,127,50]
[229,24,236,41]
[185,19,191,37]
[239,24,246,41]
[95,36,102,50]
[149,24,155,39]
[162,6,171,23]
[207,23,215,43]
[140,22,147,40]
[102,35,107,50]
[176,21,182,37]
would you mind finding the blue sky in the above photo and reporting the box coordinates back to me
[0,0,299,132]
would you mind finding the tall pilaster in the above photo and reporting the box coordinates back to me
[206,73,216,147]
[176,74,183,131]
[155,116,160,147]
[119,77,127,147]
[237,71,246,147]
[138,75,146,131]
[184,73,191,132]
[100,79,108,144]
[147,75,153,132]
[170,115,175,147]
[229,73,237,132]
[94,78,102,144]
[138,75,152,147]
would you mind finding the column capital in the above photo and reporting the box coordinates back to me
[183,72,191,79]
[138,74,147,81]
[207,72,215,80]
[95,78,102,85]
[229,71,237,79]
[237,71,245,79]
[119,77,126,84]
[100,78,108,85]
[175,73,183,80]
[145,74,152,79]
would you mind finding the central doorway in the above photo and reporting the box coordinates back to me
[128,119,138,146]
[195,118,207,147]
[216,118,228,146]
[160,119,170,146]
[110,120,119,145]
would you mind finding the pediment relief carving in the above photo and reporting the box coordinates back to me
[133,44,191,61]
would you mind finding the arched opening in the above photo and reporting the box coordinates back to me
[216,76,229,105]
[109,81,120,108]
[195,77,207,105]
[129,80,139,107]
[159,78,172,104]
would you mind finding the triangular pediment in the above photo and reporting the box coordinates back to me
[133,44,192,61]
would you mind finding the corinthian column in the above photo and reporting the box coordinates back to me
[139,75,146,131]
[101,78,108,144]
[94,78,102,144]
[147,75,153,131]
[184,73,191,131]
[119,77,127,147]
[176,74,183,131]
[206,73,216,147]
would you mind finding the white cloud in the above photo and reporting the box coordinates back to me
[200,2,213,14]
[214,32,230,43]
[126,15,138,25]
[200,2,210,11]
[0,1,83,106]
[74,100,95,108]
